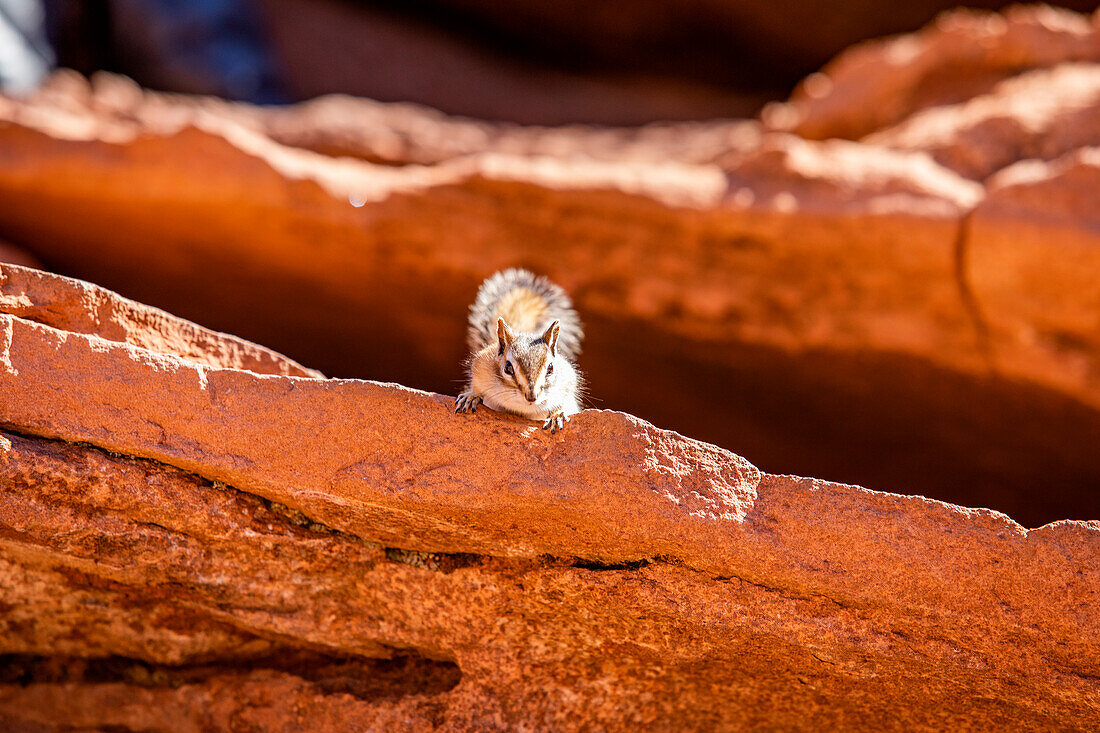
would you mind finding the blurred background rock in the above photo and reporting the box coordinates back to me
[3,0,1096,123]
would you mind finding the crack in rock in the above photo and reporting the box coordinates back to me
[0,648,461,702]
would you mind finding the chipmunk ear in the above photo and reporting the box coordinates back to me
[496,317,515,355]
[540,320,560,356]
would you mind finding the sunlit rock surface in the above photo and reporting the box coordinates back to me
[765,4,1100,140]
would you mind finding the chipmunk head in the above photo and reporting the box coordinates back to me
[496,317,560,403]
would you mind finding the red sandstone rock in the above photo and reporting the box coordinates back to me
[765,5,1100,140]
[25,70,765,168]
[0,309,760,563]
[2,5,1099,729]
[966,147,1100,408]
[0,264,319,377]
[259,94,765,167]
[866,63,1100,180]
[2,6,1100,514]
[0,268,1097,730]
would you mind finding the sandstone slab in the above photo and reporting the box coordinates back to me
[0,263,319,377]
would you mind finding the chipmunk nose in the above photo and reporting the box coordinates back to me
[525,391,536,402]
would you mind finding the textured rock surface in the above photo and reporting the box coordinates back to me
[0,266,1098,731]
[27,69,767,168]
[259,93,765,167]
[1,7,1099,527]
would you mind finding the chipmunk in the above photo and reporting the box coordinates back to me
[455,269,584,432]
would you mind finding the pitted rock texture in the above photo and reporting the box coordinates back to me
[0,6,1098,528]
[0,265,1097,731]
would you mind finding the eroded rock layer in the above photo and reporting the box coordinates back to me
[0,264,1097,731]
[0,263,319,377]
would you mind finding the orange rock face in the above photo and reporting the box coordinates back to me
[0,264,1097,730]
[967,148,1100,407]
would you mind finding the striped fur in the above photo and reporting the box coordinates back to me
[456,269,584,430]
[466,269,583,360]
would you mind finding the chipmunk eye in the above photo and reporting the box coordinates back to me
[546,362,554,375]
[504,361,514,376]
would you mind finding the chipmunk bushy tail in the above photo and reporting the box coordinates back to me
[466,268,583,360]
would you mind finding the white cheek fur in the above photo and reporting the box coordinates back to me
[483,387,550,419]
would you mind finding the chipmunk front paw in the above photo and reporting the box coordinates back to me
[542,412,569,433]
[455,392,482,414]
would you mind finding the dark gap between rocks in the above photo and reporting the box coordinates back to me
[0,649,461,701]
[584,316,1100,528]
[569,557,654,572]
[384,547,483,573]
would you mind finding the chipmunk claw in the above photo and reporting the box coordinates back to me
[542,413,568,433]
[455,392,482,414]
